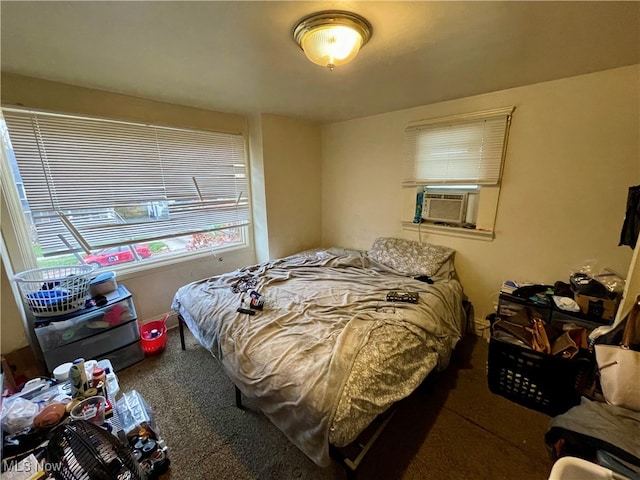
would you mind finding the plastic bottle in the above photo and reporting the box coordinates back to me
[92,367,107,397]
[69,358,88,398]
[97,359,120,399]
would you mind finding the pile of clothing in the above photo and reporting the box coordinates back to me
[546,398,640,479]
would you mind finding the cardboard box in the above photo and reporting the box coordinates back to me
[574,292,620,322]
[1,347,44,395]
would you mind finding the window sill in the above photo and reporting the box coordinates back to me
[401,221,494,241]
[107,243,254,281]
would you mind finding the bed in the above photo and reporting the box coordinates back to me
[171,237,466,471]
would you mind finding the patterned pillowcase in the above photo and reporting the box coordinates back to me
[367,237,455,277]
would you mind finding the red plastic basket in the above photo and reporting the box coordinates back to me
[139,314,169,355]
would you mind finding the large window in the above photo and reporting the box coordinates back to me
[1,108,251,269]
[402,107,514,237]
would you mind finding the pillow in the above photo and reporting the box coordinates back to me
[430,257,457,282]
[367,237,455,278]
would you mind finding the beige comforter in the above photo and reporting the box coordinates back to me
[172,248,464,466]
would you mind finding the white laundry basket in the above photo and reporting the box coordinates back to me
[14,265,94,317]
[548,457,618,480]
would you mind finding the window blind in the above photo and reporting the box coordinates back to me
[403,107,514,186]
[3,108,250,255]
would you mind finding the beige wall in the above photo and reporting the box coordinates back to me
[248,114,270,264]
[247,113,323,262]
[260,114,322,259]
[321,65,640,324]
[0,75,322,353]
[1,73,246,135]
[1,258,29,352]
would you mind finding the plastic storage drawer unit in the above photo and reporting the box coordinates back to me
[550,306,609,332]
[497,292,552,322]
[35,286,135,352]
[43,319,140,373]
[101,341,145,372]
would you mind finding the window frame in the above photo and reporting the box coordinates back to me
[1,107,254,274]
[401,106,515,240]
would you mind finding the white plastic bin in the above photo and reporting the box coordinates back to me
[548,457,619,480]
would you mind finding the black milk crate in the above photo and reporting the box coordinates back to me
[487,337,594,416]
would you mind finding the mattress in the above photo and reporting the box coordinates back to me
[172,247,465,466]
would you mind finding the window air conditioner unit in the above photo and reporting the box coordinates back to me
[422,190,468,225]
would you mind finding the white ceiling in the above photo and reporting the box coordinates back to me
[1,1,639,123]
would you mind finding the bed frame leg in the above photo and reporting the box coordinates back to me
[234,385,243,409]
[330,405,397,480]
[178,314,186,351]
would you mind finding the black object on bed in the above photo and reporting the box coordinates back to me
[171,238,466,473]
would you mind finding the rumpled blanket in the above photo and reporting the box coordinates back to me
[172,248,464,466]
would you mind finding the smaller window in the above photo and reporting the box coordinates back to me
[403,106,514,186]
[402,107,514,238]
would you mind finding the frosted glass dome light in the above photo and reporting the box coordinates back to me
[293,11,372,71]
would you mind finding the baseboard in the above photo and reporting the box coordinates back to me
[139,311,179,330]
[470,317,491,340]
[166,311,179,330]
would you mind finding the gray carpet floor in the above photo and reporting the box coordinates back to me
[117,328,553,480]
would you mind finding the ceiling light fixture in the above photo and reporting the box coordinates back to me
[293,10,372,71]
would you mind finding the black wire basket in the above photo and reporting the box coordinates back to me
[47,420,147,480]
[487,337,595,416]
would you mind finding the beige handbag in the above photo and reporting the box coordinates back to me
[594,295,640,412]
